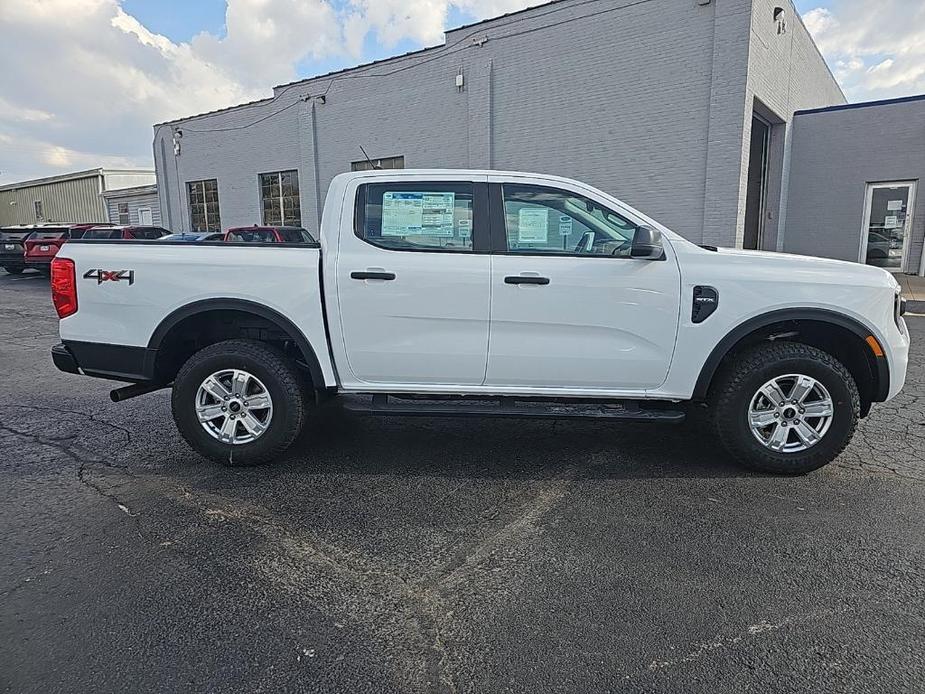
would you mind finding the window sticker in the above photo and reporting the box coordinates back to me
[887,200,904,211]
[457,218,472,238]
[518,207,549,244]
[884,215,899,228]
[558,215,573,236]
[382,191,456,236]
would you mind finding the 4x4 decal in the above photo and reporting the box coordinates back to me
[83,269,135,285]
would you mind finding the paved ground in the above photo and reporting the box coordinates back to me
[1,268,923,694]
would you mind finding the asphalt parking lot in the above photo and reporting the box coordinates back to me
[1,269,923,694]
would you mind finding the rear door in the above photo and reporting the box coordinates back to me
[334,175,491,386]
[485,179,681,392]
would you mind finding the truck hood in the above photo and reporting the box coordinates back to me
[710,246,901,291]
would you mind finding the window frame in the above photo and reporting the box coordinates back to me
[33,200,44,221]
[488,183,641,259]
[187,179,221,232]
[258,169,302,227]
[116,202,130,224]
[354,181,490,254]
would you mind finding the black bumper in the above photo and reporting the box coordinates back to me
[52,341,155,382]
[0,252,25,266]
[26,257,53,268]
[51,343,80,374]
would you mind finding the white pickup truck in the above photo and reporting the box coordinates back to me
[51,170,910,474]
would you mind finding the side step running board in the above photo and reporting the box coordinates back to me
[339,394,685,423]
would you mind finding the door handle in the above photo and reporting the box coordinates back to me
[504,275,550,285]
[351,271,396,281]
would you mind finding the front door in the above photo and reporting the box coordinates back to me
[861,181,917,272]
[138,207,154,225]
[485,182,681,392]
[335,178,491,386]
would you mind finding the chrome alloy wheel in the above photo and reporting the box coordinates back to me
[748,374,835,453]
[195,369,273,445]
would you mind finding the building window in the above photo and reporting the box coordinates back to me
[33,200,44,221]
[259,170,301,226]
[117,202,130,224]
[187,179,221,232]
[351,155,405,172]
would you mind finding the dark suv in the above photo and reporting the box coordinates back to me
[0,225,37,274]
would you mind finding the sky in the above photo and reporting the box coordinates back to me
[0,0,922,184]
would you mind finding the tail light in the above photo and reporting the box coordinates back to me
[51,257,78,318]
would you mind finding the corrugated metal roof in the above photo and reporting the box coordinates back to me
[0,168,154,192]
[100,184,158,199]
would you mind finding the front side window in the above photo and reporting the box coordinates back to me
[117,202,130,224]
[278,227,314,243]
[260,170,301,226]
[357,183,474,252]
[501,184,638,257]
[131,227,168,240]
[187,179,221,232]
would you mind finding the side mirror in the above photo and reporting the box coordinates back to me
[631,225,665,260]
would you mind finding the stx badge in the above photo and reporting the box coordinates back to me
[83,269,135,285]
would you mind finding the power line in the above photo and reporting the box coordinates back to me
[169,0,661,134]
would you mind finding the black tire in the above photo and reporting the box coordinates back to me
[171,339,307,466]
[2,266,24,275]
[711,342,859,475]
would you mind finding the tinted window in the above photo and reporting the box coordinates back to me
[29,230,67,240]
[278,227,314,243]
[227,229,276,243]
[131,227,168,240]
[357,183,474,252]
[83,229,122,239]
[501,185,638,257]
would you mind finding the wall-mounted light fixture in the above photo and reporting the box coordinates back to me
[774,7,787,34]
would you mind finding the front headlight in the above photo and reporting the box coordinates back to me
[895,292,906,331]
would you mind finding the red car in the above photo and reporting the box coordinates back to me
[224,225,315,243]
[81,225,171,240]
[23,224,111,274]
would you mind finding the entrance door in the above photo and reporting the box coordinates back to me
[861,182,917,272]
[743,116,770,250]
[335,178,491,386]
[485,181,681,392]
[138,207,154,225]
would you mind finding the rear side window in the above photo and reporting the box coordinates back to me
[278,227,313,243]
[357,183,474,252]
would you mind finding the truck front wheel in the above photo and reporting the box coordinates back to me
[711,342,860,475]
[171,339,306,466]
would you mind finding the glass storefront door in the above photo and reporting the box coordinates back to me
[862,182,916,271]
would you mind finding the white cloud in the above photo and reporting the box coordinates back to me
[801,1,925,101]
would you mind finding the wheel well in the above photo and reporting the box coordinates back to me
[699,319,882,416]
[151,308,320,386]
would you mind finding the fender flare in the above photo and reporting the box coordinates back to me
[146,298,325,387]
[691,308,889,402]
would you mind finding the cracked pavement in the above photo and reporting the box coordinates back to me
[1,268,924,693]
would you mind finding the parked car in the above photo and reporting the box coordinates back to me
[1,225,38,274]
[158,232,225,243]
[23,224,110,273]
[224,225,315,243]
[81,225,171,240]
[51,169,910,475]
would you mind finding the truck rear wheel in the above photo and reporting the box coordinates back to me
[3,265,24,274]
[171,339,306,466]
[711,342,859,475]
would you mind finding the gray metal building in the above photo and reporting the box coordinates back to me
[0,168,155,226]
[100,184,162,226]
[154,0,844,251]
[782,94,925,277]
